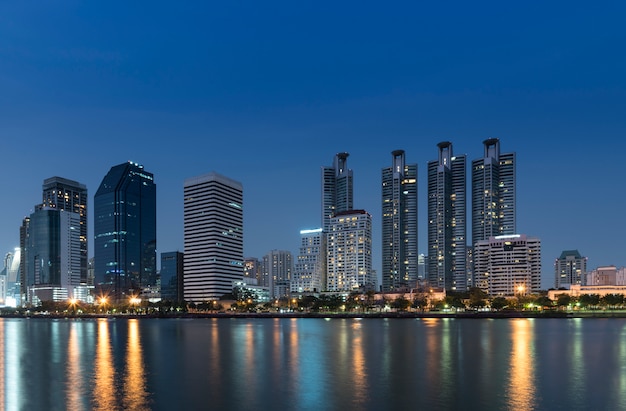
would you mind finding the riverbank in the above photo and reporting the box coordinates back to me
[4,310,626,319]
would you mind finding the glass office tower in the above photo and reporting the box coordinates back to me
[42,177,88,284]
[94,162,156,302]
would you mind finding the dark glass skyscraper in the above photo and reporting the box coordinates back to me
[94,162,156,301]
[42,177,88,284]
[381,150,418,292]
[427,142,467,291]
[160,251,184,303]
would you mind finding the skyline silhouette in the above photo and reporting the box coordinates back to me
[1,2,625,290]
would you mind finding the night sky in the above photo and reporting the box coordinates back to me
[1,1,625,290]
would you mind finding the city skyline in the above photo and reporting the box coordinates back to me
[1,2,626,291]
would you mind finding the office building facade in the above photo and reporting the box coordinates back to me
[262,250,293,298]
[292,228,326,294]
[427,142,467,291]
[25,207,82,303]
[381,150,418,292]
[474,234,541,296]
[94,162,157,302]
[326,210,373,292]
[183,172,243,302]
[42,177,88,284]
[555,250,587,288]
[160,251,184,303]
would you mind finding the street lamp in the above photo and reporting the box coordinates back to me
[98,297,108,314]
[129,296,142,313]
[68,298,78,315]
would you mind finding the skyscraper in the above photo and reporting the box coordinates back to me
[183,172,243,302]
[321,152,353,232]
[427,142,467,291]
[94,162,156,302]
[160,251,184,303]
[42,177,88,284]
[381,150,418,292]
[471,138,516,247]
[326,210,373,292]
[262,250,293,298]
[25,207,81,303]
[555,250,587,288]
[292,228,326,294]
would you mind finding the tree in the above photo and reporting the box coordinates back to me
[578,294,600,309]
[490,297,508,311]
[534,296,553,309]
[412,294,428,312]
[392,296,411,312]
[555,294,572,308]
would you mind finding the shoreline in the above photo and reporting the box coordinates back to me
[3,310,626,320]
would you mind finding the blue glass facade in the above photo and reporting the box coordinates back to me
[160,251,183,302]
[94,162,156,301]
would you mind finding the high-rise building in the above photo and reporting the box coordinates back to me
[474,234,541,296]
[244,257,262,285]
[326,210,373,292]
[160,251,184,303]
[25,207,81,303]
[42,177,88,284]
[555,250,587,288]
[262,250,293,298]
[381,150,418,292]
[19,217,29,303]
[94,162,156,302]
[471,138,516,247]
[427,142,467,291]
[183,172,243,302]
[292,228,326,294]
[1,249,21,307]
[321,153,353,232]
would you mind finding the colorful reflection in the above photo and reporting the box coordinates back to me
[507,319,536,411]
[123,319,149,411]
[66,323,84,410]
[93,319,116,410]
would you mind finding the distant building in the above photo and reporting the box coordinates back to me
[586,266,626,286]
[326,210,373,292]
[381,150,418,292]
[42,177,88,284]
[548,284,626,300]
[292,228,326,294]
[474,234,541,296]
[232,280,271,304]
[94,162,156,302]
[183,172,244,302]
[25,207,82,303]
[471,138,516,246]
[554,250,587,288]
[160,251,184,303]
[427,142,467,291]
[244,257,262,285]
[262,250,293,298]
[321,153,353,232]
[2,249,21,307]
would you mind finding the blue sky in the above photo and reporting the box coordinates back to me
[1,1,625,290]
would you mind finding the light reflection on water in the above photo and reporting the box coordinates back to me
[1,317,626,410]
[507,319,536,411]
